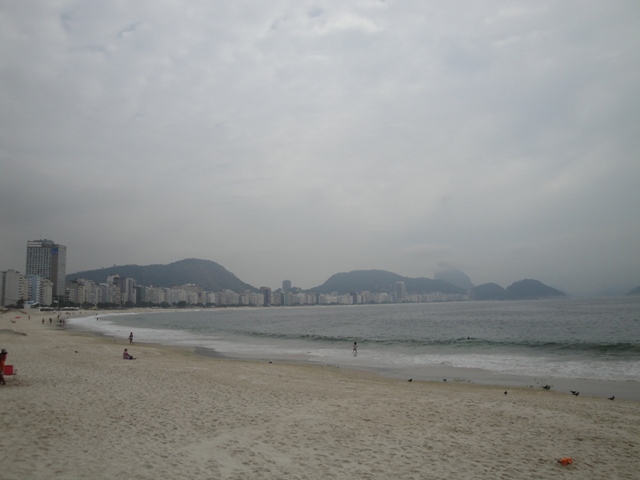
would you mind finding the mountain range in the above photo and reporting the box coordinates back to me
[310,270,464,295]
[69,258,579,300]
[69,259,254,293]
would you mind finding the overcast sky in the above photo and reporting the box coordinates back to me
[1,1,639,296]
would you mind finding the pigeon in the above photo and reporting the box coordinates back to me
[504,391,507,395]
[608,396,615,401]
[542,385,551,390]
[571,391,579,396]
[408,378,412,382]
[443,379,447,382]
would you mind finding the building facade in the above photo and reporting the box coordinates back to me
[26,239,67,298]
[1,270,27,307]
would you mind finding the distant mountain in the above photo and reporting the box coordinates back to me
[505,279,566,299]
[472,283,506,300]
[434,267,475,291]
[309,270,464,295]
[627,285,640,296]
[69,258,256,292]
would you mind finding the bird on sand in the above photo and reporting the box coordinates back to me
[408,378,412,382]
[542,385,551,390]
[571,391,579,396]
[608,396,615,401]
[443,379,447,382]
[504,391,507,395]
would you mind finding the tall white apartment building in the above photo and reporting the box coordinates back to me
[26,274,54,306]
[26,239,67,298]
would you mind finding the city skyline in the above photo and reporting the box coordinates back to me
[4,242,638,298]
[1,1,639,297]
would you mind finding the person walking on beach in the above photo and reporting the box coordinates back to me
[352,342,358,356]
[0,349,7,385]
[129,332,134,345]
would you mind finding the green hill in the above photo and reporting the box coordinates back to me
[505,279,566,299]
[472,283,507,300]
[309,270,464,295]
[69,258,256,292]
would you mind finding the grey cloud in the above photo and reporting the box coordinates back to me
[1,1,639,295]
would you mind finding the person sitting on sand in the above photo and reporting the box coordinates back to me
[123,348,135,360]
[0,348,7,385]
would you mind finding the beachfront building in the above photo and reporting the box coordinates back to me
[1,269,28,307]
[97,282,121,305]
[260,287,272,306]
[26,274,53,306]
[111,276,136,305]
[394,281,406,302]
[72,279,98,305]
[26,239,67,298]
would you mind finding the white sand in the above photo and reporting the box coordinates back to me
[2,311,639,479]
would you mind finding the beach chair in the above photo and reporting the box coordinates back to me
[3,364,17,379]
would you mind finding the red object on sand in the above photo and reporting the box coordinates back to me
[4,365,14,375]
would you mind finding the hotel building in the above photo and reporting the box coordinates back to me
[26,239,67,298]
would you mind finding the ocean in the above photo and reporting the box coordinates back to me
[69,297,640,399]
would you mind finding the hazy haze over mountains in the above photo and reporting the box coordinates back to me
[1,1,639,297]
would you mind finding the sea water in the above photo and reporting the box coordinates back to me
[69,297,640,397]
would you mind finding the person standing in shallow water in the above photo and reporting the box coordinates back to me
[129,332,134,345]
[352,342,358,356]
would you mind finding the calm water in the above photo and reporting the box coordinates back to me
[70,297,640,390]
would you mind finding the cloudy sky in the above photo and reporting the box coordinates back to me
[1,1,639,295]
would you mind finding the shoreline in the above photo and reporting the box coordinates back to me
[2,309,640,479]
[64,308,640,401]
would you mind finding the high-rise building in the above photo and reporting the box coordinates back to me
[395,281,406,302]
[26,239,67,298]
[260,286,272,306]
[282,279,292,292]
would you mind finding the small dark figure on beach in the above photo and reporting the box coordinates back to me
[0,348,7,385]
[129,332,134,345]
[352,342,357,356]
[123,348,135,360]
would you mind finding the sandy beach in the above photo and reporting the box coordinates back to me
[1,311,639,480]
